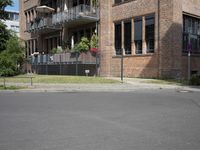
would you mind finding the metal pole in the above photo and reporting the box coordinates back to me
[34,56,36,74]
[30,77,33,86]
[121,49,124,82]
[188,35,191,80]
[60,54,62,75]
[3,78,6,89]
[188,51,191,80]
[46,55,48,75]
[95,21,99,76]
[35,56,38,74]
[96,54,98,76]
[75,52,78,76]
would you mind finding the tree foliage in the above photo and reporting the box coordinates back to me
[0,0,24,76]
[0,0,13,20]
[0,22,11,52]
[74,37,90,53]
[0,0,13,52]
[0,35,25,76]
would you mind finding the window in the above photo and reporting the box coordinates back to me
[134,17,142,54]
[79,30,84,41]
[74,32,78,44]
[124,21,132,54]
[115,0,122,4]
[114,14,155,56]
[86,29,91,40]
[73,1,78,7]
[183,15,200,54]
[14,13,19,21]
[115,23,122,55]
[86,0,91,5]
[114,0,131,5]
[79,0,84,4]
[145,14,155,53]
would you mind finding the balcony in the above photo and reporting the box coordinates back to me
[31,52,97,65]
[26,17,55,33]
[26,4,99,33]
[52,4,99,25]
[26,16,62,33]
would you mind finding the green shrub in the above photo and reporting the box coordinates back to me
[90,33,98,49]
[51,47,63,54]
[190,75,200,86]
[73,37,90,53]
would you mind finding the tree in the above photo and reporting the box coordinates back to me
[90,33,98,55]
[0,0,13,52]
[0,34,25,76]
[0,22,11,52]
[0,0,13,20]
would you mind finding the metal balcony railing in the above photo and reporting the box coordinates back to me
[52,4,99,25]
[26,5,99,32]
[26,17,52,32]
[30,52,97,65]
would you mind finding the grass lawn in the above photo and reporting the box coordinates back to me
[0,85,26,90]
[0,75,119,84]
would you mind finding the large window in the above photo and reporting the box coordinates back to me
[134,17,142,54]
[114,14,155,56]
[115,23,122,55]
[145,15,155,53]
[183,15,200,54]
[124,21,132,54]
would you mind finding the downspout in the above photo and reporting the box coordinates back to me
[157,0,161,78]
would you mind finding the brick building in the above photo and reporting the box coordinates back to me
[3,10,19,37]
[20,0,200,78]
[99,0,200,79]
[20,0,99,75]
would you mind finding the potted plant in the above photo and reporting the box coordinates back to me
[90,33,98,56]
[73,37,90,53]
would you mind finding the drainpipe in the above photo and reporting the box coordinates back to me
[157,0,161,78]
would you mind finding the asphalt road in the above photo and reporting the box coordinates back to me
[0,90,200,150]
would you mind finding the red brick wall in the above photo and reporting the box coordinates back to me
[99,0,200,78]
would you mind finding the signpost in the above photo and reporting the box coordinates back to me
[187,43,192,80]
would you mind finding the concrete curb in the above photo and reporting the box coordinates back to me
[0,78,200,93]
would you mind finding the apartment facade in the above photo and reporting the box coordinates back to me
[3,10,19,36]
[20,0,200,78]
[20,0,99,74]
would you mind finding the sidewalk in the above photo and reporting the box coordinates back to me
[1,77,200,93]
